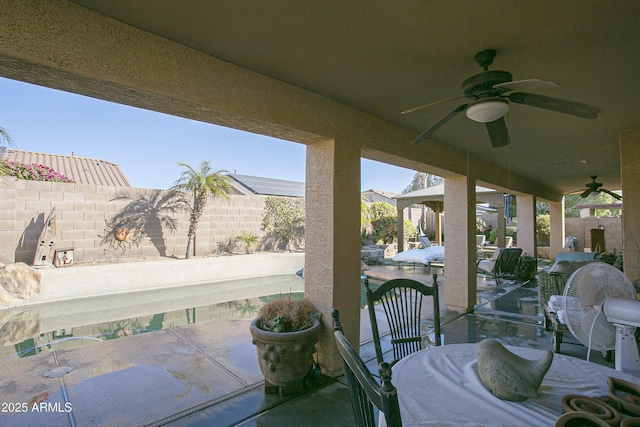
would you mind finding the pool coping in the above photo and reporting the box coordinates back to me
[7,252,304,308]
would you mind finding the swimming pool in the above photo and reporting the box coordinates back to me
[0,274,304,361]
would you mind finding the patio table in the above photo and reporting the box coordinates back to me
[380,343,640,426]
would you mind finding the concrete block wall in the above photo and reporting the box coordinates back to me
[0,179,270,265]
[565,217,623,254]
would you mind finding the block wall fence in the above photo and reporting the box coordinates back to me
[0,179,270,265]
[0,179,623,265]
[564,216,623,255]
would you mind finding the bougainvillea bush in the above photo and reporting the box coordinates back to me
[0,160,74,183]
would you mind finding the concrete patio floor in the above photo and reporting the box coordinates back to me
[0,262,617,427]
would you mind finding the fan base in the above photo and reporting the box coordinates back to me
[462,70,512,97]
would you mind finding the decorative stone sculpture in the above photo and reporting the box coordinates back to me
[477,338,553,401]
[0,262,42,306]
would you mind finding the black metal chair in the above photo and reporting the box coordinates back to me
[332,309,402,427]
[477,247,523,285]
[364,275,441,367]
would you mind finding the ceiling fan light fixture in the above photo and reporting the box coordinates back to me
[466,98,509,123]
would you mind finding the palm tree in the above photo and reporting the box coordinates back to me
[0,127,14,146]
[172,161,231,258]
[102,189,187,256]
[0,127,15,180]
[237,230,259,254]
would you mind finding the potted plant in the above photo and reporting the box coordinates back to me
[250,295,321,395]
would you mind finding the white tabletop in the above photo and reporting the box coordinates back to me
[382,343,640,427]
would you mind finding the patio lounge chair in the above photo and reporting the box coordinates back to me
[332,309,402,427]
[477,247,523,285]
[363,276,441,367]
[418,236,432,248]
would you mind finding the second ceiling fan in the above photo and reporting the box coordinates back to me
[404,49,604,148]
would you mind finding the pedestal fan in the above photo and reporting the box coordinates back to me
[563,262,640,375]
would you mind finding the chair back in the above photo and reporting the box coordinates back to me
[476,234,486,248]
[364,275,441,366]
[332,309,402,427]
[494,247,523,277]
[418,236,431,248]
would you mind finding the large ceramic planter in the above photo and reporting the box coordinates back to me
[250,317,321,393]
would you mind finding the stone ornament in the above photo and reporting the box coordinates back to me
[477,339,553,401]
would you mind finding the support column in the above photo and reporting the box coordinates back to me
[549,200,565,261]
[621,126,640,283]
[305,138,361,377]
[424,201,444,245]
[434,202,444,246]
[516,194,537,257]
[443,176,476,312]
[496,200,507,247]
[396,203,406,253]
[485,194,506,247]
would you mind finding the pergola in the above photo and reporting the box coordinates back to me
[394,184,506,251]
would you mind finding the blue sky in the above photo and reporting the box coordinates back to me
[0,77,416,192]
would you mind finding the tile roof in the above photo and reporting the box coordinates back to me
[1,148,132,187]
[229,174,305,197]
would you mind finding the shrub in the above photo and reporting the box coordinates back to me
[369,202,396,244]
[261,196,305,250]
[536,214,550,246]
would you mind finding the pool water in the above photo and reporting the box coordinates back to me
[0,274,304,361]
[0,273,383,362]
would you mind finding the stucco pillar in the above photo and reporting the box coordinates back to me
[516,194,537,257]
[305,138,361,377]
[424,201,444,245]
[397,205,405,253]
[434,202,444,246]
[621,126,640,283]
[492,195,507,247]
[443,176,476,312]
[549,200,565,261]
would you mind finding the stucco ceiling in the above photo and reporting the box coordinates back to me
[71,0,640,196]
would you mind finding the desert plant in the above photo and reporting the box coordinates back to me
[256,296,318,333]
[172,161,231,258]
[217,236,237,255]
[237,231,259,254]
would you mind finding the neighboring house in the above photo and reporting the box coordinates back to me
[361,189,399,206]
[1,148,131,187]
[228,173,305,197]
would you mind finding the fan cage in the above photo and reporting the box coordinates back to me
[563,262,635,351]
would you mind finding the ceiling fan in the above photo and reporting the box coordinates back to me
[403,49,604,148]
[579,176,622,200]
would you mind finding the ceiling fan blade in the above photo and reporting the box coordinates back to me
[485,117,510,148]
[401,96,466,115]
[494,79,560,92]
[508,92,604,119]
[601,189,622,200]
[411,104,468,145]
[580,188,594,198]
